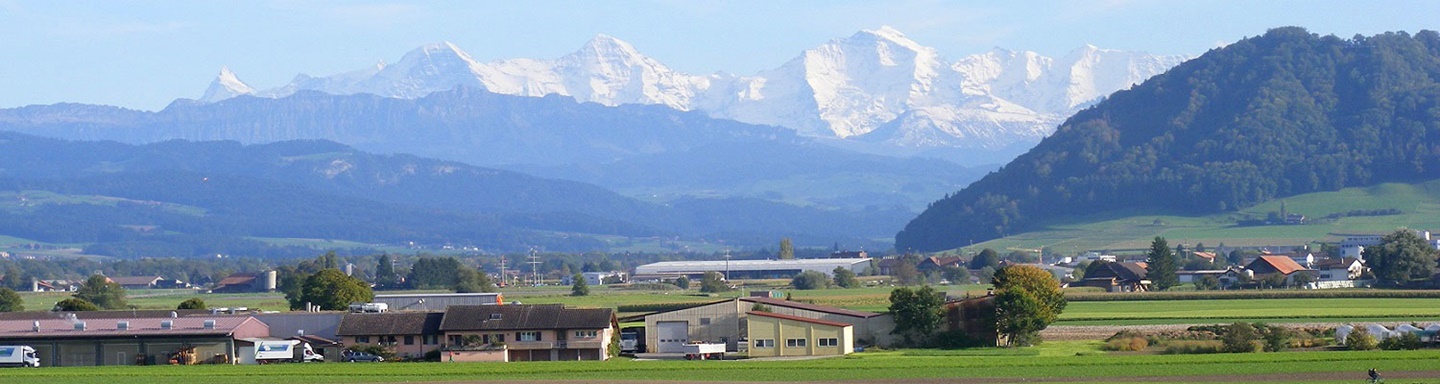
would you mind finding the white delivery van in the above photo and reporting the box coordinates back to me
[0,346,40,368]
[255,340,323,363]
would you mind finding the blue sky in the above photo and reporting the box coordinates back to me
[2,0,1435,111]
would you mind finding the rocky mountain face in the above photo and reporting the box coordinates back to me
[199,27,1187,164]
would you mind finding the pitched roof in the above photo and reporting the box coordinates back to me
[1193,252,1218,260]
[109,276,163,286]
[1313,257,1362,269]
[1248,255,1308,275]
[439,304,613,331]
[216,273,257,287]
[1089,262,1148,282]
[747,311,852,328]
[337,312,444,336]
[740,297,884,319]
[0,309,216,321]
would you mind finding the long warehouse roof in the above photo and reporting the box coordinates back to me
[634,258,870,274]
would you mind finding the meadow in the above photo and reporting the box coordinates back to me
[960,181,1440,255]
[4,342,1438,383]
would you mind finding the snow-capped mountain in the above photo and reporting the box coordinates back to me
[199,27,1188,157]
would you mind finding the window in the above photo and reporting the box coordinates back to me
[404,335,415,345]
[819,338,839,347]
[447,335,462,345]
[699,317,711,325]
[574,330,598,338]
[786,338,807,347]
[356,336,370,344]
[425,335,440,345]
[518,331,541,341]
[754,339,775,348]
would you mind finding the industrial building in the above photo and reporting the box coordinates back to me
[372,292,504,311]
[642,297,894,353]
[0,315,269,366]
[745,311,854,357]
[632,258,872,280]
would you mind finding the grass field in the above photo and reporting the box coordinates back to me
[5,343,1439,383]
[960,181,1440,255]
[1057,298,1440,325]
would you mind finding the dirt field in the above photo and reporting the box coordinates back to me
[1041,321,1417,341]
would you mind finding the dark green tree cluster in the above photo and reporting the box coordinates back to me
[1364,229,1439,286]
[74,274,127,310]
[832,267,861,288]
[791,270,829,290]
[300,269,374,311]
[699,271,730,293]
[0,288,23,312]
[898,28,1440,251]
[1145,237,1180,291]
[888,285,945,346]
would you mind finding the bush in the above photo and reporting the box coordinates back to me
[1379,332,1422,350]
[1163,340,1224,354]
[1344,328,1378,350]
[1102,337,1149,352]
[1221,322,1260,353]
[929,329,994,349]
[346,344,397,361]
[422,349,441,362]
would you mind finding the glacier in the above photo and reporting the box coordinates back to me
[197,27,1188,159]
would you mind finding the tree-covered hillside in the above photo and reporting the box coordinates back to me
[898,27,1440,252]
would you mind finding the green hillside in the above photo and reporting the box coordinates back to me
[954,180,1440,255]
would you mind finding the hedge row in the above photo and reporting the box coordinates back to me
[1065,290,1440,302]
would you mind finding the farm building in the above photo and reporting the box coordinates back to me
[337,312,445,360]
[439,304,616,362]
[211,271,277,293]
[0,315,269,366]
[745,311,853,357]
[373,292,504,311]
[1077,262,1151,292]
[632,258,871,280]
[642,297,894,353]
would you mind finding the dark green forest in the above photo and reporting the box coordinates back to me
[898,27,1440,252]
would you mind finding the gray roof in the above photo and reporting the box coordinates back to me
[634,258,870,275]
[336,312,443,336]
[439,304,613,331]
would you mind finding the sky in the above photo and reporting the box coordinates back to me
[1,0,1436,111]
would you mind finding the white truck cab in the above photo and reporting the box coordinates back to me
[0,345,40,368]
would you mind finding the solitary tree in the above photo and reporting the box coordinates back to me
[991,265,1066,347]
[1364,229,1439,286]
[970,249,1001,270]
[674,275,690,290]
[301,269,373,311]
[778,238,795,260]
[454,266,494,293]
[2,265,28,291]
[571,273,590,296]
[176,297,206,310]
[74,274,127,310]
[54,297,99,311]
[0,287,23,312]
[888,286,944,346]
[833,267,860,288]
[791,271,829,290]
[1145,237,1180,291]
[699,271,730,293]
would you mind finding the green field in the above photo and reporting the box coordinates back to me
[1058,298,1440,325]
[959,181,1440,255]
[4,343,1438,383]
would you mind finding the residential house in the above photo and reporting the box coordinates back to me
[746,311,853,357]
[916,256,964,272]
[1077,262,1151,292]
[830,250,869,259]
[1242,255,1314,287]
[439,304,616,362]
[875,258,902,275]
[336,312,444,360]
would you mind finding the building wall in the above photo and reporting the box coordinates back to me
[747,316,852,357]
[740,301,894,347]
[19,338,234,367]
[644,301,743,352]
[341,333,440,358]
[443,328,609,361]
[445,348,507,362]
[254,312,344,340]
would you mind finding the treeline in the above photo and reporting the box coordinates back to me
[898,27,1440,251]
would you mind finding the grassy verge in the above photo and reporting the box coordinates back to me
[6,348,1438,383]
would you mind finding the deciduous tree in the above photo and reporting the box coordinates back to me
[1364,229,1439,286]
[301,269,373,311]
[969,249,1000,270]
[778,238,795,260]
[699,271,730,293]
[74,274,127,309]
[888,285,944,346]
[791,271,829,290]
[54,297,99,311]
[0,287,23,312]
[177,297,206,310]
[833,267,860,288]
[991,265,1066,347]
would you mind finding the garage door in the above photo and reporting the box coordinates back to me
[656,321,690,353]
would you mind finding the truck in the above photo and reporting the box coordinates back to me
[0,345,40,368]
[255,340,323,363]
[681,342,725,360]
[619,326,646,355]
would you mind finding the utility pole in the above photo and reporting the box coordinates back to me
[723,250,731,281]
[498,254,507,288]
[527,248,541,286]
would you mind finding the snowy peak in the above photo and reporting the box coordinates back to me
[199,66,255,103]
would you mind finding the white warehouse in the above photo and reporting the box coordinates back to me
[633,258,871,280]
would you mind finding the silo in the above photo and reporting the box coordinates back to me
[264,270,278,291]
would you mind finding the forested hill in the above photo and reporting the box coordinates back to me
[897,27,1440,252]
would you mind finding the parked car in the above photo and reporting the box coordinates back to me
[341,350,384,363]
